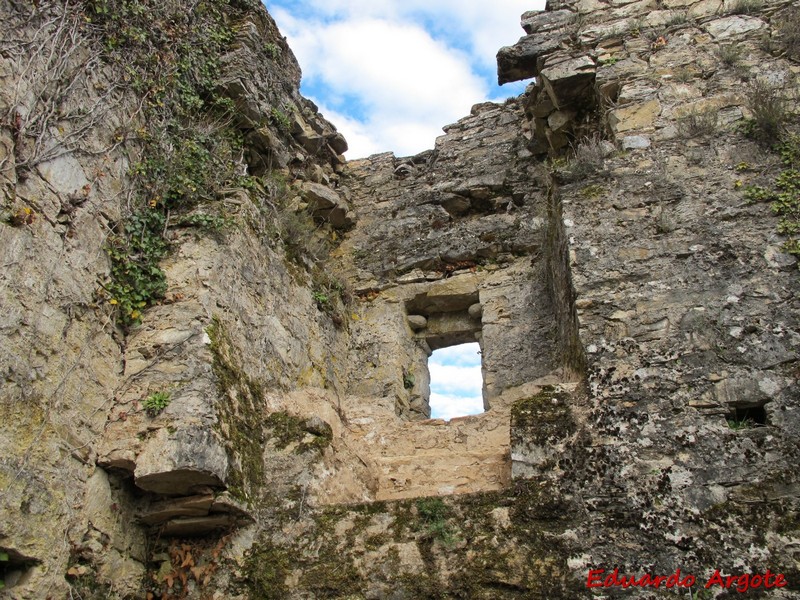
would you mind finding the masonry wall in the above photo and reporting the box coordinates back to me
[1,0,799,597]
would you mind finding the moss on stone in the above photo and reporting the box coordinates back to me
[299,559,363,598]
[510,387,576,444]
[263,411,332,454]
[241,482,589,599]
[207,316,266,504]
[243,541,290,600]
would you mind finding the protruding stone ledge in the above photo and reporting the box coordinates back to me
[139,490,253,536]
[497,32,568,84]
[133,427,229,496]
[301,181,355,229]
[539,55,596,110]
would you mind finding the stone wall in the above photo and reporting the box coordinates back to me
[0,0,354,596]
[500,0,800,594]
[1,0,799,597]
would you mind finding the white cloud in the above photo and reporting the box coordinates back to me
[431,343,481,367]
[429,363,482,397]
[430,392,484,421]
[265,0,542,158]
[270,12,486,157]
[428,343,483,420]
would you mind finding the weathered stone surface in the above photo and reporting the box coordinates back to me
[468,302,483,320]
[140,494,215,525]
[407,315,428,331]
[497,32,567,84]
[539,55,596,109]
[608,98,662,133]
[521,9,574,34]
[301,181,354,228]
[3,0,800,598]
[705,15,766,39]
[302,181,341,210]
[548,109,576,132]
[327,132,348,155]
[621,134,651,149]
[160,515,239,537]
[439,193,471,216]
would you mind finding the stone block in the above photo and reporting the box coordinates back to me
[134,427,229,495]
[705,15,766,39]
[540,55,596,110]
[468,303,483,320]
[497,33,566,84]
[608,99,662,133]
[407,315,428,331]
[302,181,341,210]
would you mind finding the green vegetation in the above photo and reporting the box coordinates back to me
[312,290,330,309]
[402,369,415,390]
[415,498,457,546]
[175,211,230,232]
[677,109,719,138]
[264,411,332,454]
[244,542,290,600]
[654,208,677,234]
[571,135,607,178]
[84,0,267,328]
[142,390,171,417]
[264,42,281,60]
[580,183,606,199]
[673,67,696,83]
[727,417,755,430]
[743,135,800,258]
[777,6,800,61]
[87,0,341,329]
[103,209,168,327]
[270,107,293,133]
[741,78,792,144]
[715,43,743,67]
[727,0,763,15]
[310,269,350,326]
[666,10,689,27]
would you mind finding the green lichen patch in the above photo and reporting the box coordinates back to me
[511,387,576,444]
[264,411,332,455]
[207,316,266,504]
[242,541,290,600]
[241,488,586,599]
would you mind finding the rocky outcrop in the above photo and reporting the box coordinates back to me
[0,0,352,596]
[1,0,799,597]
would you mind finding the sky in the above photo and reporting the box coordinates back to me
[264,0,543,158]
[428,343,483,420]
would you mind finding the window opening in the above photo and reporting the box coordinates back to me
[428,342,484,420]
[725,404,768,430]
